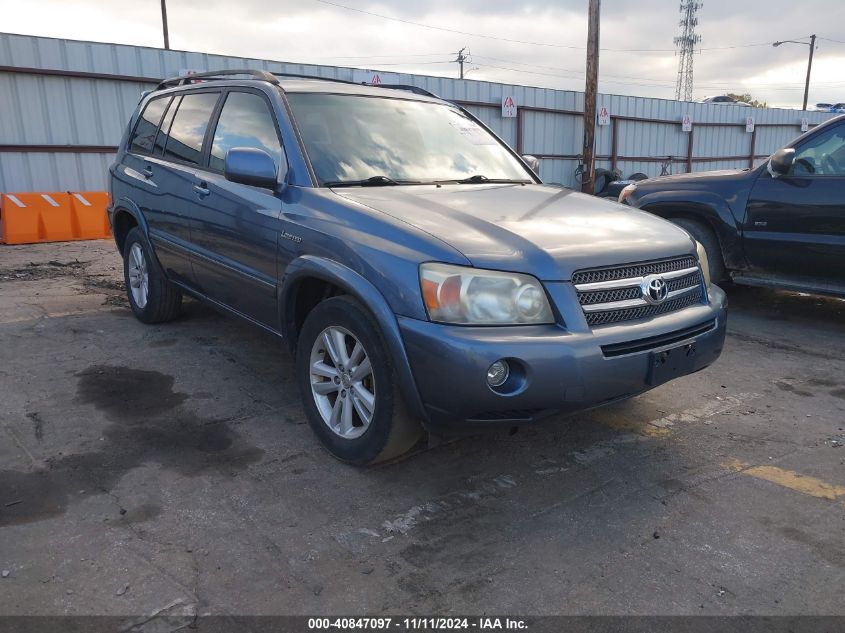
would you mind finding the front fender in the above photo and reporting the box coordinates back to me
[280,255,428,424]
[634,190,746,270]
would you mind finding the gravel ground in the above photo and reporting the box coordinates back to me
[0,240,843,621]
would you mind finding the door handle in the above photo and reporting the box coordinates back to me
[142,165,154,179]
[193,183,210,197]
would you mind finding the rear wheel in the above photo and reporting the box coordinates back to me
[670,218,726,283]
[296,296,422,464]
[122,227,182,323]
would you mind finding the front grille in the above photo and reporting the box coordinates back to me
[578,286,640,306]
[572,256,697,286]
[667,271,701,292]
[573,256,705,327]
[584,288,703,326]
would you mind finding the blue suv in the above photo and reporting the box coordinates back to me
[109,70,727,464]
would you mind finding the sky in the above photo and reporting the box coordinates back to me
[2,0,845,107]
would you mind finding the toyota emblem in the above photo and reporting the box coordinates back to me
[641,274,668,305]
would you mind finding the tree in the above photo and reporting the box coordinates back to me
[727,93,767,108]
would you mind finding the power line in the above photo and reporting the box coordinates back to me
[470,55,839,89]
[314,0,583,49]
[336,60,454,67]
[468,62,845,94]
[303,47,845,90]
[470,62,691,89]
[314,0,778,53]
[312,52,453,60]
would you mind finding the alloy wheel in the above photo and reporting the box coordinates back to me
[309,326,376,439]
[127,243,149,309]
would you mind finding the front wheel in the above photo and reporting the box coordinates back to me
[296,296,422,465]
[671,218,726,283]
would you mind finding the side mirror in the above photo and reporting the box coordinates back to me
[224,147,280,189]
[522,154,541,176]
[768,148,795,178]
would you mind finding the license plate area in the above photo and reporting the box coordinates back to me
[647,341,699,386]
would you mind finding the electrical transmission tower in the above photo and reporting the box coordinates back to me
[674,2,702,101]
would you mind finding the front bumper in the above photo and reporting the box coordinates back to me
[399,285,728,432]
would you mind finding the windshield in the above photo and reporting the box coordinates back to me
[286,93,532,185]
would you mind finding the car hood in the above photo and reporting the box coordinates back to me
[638,168,755,185]
[333,184,695,281]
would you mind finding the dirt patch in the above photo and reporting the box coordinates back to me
[0,259,90,282]
[0,365,263,528]
[76,366,189,419]
[0,259,126,306]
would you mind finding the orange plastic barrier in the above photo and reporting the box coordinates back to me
[0,191,111,245]
[69,192,112,240]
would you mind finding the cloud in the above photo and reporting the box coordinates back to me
[1,0,844,107]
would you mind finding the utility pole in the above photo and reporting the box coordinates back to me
[773,35,817,111]
[161,0,170,50]
[581,0,600,194]
[455,47,468,79]
[804,34,816,111]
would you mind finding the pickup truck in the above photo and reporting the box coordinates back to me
[619,114,845,297]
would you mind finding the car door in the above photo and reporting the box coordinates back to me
[121,94,191,284]
[144,90,222,287]
[186,88,286,327]
[743,121,845,280]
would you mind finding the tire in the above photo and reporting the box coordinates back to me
[122,227,182,323]
[670,218,726,283]
[296,296,423,465]
[593,167,611,195]
[628,172,649,181]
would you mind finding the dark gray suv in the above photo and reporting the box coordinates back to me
[108,70,727,464]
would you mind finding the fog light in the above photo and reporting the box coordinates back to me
[487,360,510,388]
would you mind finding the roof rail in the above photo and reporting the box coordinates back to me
[154,69,443,101]
[375,84,440,98]
[270,72,363,87]
[270,75,441,99]
[156,69,279,90]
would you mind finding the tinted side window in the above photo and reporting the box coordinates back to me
[163,92,220,166]
[792,124,845,176]
[209,92,283,172]
[129,97,170,155]
[153,96,180,156]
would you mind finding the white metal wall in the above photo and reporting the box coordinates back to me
[0,32,837,192]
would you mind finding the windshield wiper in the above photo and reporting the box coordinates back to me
[323,175,419,187]
[449,175,532,184]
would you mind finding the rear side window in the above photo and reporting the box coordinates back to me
[209,92,283,172]
[163,92,220,166]
[153,96,180,156]
[129,97,170,155]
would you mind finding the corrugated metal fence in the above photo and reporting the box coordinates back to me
[0,32,837,192]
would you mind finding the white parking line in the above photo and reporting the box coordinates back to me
[648,392,761,429]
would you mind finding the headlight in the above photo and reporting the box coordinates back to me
[695,241,712,287]
[618,183,637,204]
[420,263,554,325]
